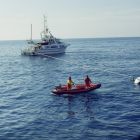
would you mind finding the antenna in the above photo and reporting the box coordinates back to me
[43,15,48,34]
[30,24,32,40]
[44,15,46,33]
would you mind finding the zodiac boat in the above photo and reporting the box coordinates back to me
[52,83,101,95]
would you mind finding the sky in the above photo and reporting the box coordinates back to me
[0,0,140,40]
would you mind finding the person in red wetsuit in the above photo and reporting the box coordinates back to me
[84,75,92,88]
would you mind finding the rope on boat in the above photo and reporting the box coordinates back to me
[41,54,133,80]
[41,54,72,63]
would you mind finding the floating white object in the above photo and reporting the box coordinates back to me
[134,77,140,85]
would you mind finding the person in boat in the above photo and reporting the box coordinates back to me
[85,75,92,88]
[67,76,74,90]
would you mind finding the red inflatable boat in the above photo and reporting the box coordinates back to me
[52,83,101,95]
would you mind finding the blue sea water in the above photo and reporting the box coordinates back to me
[0,37,140,140]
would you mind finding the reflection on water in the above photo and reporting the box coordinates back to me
[63,92,100,119]
[67,96,75,118]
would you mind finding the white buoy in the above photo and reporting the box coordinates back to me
[134,77,140,85]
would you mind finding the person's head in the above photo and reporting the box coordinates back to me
[86,75,89,78]
[69,76,71,80]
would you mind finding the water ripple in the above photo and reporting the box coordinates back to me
[0,38,140,140]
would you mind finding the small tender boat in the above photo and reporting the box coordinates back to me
[52,83,101,95]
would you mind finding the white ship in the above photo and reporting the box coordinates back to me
[21,17,69,56]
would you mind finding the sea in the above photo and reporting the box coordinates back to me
[0,37,140,140]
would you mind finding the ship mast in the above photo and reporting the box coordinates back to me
[30,24,32,41]
[43,15,48,34]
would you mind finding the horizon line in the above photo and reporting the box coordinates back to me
[0,36,140,41]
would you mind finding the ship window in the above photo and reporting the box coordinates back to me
[51,45,58,48]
